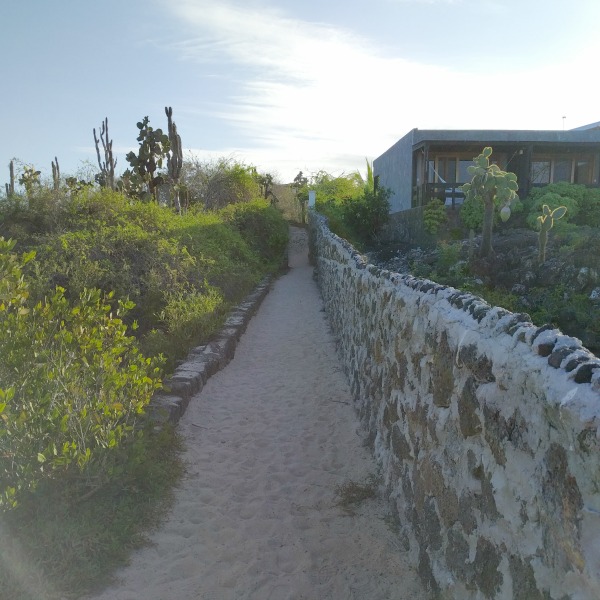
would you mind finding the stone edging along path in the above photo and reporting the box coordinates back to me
[148,274,277,425]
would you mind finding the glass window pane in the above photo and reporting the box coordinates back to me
[532,161,551,184]
[446,159,457,183]
[554,159,571,182]
[459,160,472,183]
[574,160,591,184]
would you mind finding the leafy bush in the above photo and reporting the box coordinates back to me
[220,199,289,266]
[0,424,183,599]
[525,190,578,231]
[181,156,261,209]
[423,199,447,235]
[148,284,227,361]
[0,238,162,508]
[523,182,600,229]
[576,187,600,227]
[341,187,391,244]
[460,192,524,231]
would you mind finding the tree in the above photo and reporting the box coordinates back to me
[460,147,518,257]
[256,172,275,204]
[180,156,260,209]
[292,171,309,223]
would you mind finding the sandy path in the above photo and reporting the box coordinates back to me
[89,227,427,600]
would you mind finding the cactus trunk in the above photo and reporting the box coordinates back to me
[539,229,548,263]
[51,157,60,192]
[93,118,116,190]
[480,194,495,257]
[165,106,183,213]
[5,161,15,197]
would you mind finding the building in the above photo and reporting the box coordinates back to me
[374,125,600,214]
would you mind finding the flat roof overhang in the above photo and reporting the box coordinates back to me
[410,128,600,153]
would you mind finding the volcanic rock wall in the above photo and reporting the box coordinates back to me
[309,211,600,599]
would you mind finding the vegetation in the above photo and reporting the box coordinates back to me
[392,173,600,355]
[181,156,263,210]
[524,182,600,228]
[308,167,391,247]
[423,198,447,235]
[0,139,288,597]
[460,147,519,257]
[123,116,171,201]
[537,203,567,263]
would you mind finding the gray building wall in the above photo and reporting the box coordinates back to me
[373,129,415,213]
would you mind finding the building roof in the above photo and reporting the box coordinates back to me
[407,127,600,149]
[570,121,600,131]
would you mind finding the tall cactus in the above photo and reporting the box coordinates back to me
[5,160,15,197]
[93,117,116,189]
[19,165,41,198]
[537,204,567,264]
[165,106,183,212]
[125,116,170,201]
[51,156,60,192]
[460,147,518,257]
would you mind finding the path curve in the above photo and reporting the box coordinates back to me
[89,227,427,600]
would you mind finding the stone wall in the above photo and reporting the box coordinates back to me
[378,206,435,247]
[309,211,600,599]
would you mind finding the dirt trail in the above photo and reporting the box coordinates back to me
[88,227,428,600]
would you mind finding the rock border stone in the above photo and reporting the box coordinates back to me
[148,275,275,425]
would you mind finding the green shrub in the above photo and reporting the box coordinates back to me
[0,424,183,598]
[3,187,287,370]
[525,191,578,232]
[0,238,163,508]
[148,284,227,365]
[315,198,357,242]
[576,187,600,227]
[220,199,289,266]
[527,183,600,228]
[423,199,447,235]
[341,187,391,244]
[460,193,523,232]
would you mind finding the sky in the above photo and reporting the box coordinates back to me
[1,0,600,187]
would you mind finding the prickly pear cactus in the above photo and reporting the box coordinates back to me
[537,204,567,263]
[460,147,518,257]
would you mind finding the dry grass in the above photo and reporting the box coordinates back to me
[334,475,380,512]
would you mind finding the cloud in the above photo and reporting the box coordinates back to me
[158,0,600,181]
[160,1,451,176]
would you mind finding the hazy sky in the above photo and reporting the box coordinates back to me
[2,0,599,185]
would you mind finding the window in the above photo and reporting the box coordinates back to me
[531,161,551,184]
[458,160,472,183]
[574,160,591,184]
[446,159,457,183]
[554,159,572,182]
